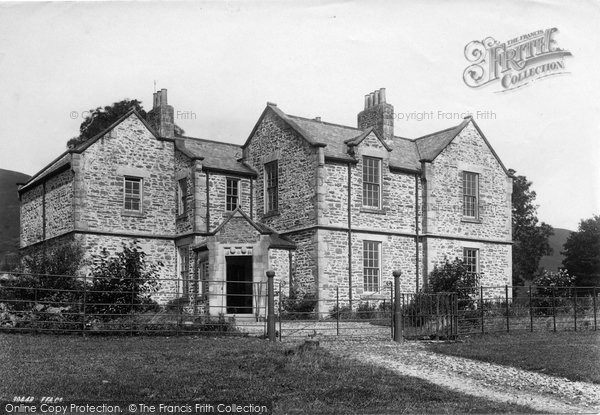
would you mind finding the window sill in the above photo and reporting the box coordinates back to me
[262,210,280,219]
[122,210,144,218]
[360,207,385,215]
[461,217,482,224]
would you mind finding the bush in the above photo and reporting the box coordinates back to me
[531,270,575,315]
[86,242,162,320]
[426,257,480,310]
[281,292,318,320]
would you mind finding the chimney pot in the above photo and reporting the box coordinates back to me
[314,116,321,122]
[364,95,369,110]
[160,88,168,105]
[374,90,380,105]
[379,88,386,103]
[153,92,159,109]
[368,93,374,108]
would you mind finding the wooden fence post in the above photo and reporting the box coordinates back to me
[480,286,484,334]
[593,287,597,331]
[505,285,510,333]
[266,270,276,342]
[529,285,533,332]
[393,270,403,343]
[552,286,556,332]
[336,286,340,336]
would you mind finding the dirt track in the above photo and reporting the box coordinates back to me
[322,340,600,414]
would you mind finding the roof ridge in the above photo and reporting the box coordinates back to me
[286,114,362,131]
[181,135,242,148]
[414,120,466,141]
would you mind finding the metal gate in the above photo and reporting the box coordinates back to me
[394,292,458,340]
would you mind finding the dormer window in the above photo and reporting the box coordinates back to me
[362,157,381,208]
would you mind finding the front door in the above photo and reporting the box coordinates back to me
[226,256,253,314]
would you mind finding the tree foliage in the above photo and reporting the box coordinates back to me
[562,215,600,287]
[426,257,480,303]
[67,99,146,148]
[509,168,554,284]
[86,242,162,318]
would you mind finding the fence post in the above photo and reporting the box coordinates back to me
[278,282,282,341]
[480,286,484,334]
[336,286,340,336]
[390,285,395,339]
[574,289,578,332]
[81,274,87,335]
[505,285,510,333]
[529,285,533,332]
[393,270,403,343]
[266,270,276,342]
[435,293,440,340]
[594,287,597,331]
[552,286,556,332]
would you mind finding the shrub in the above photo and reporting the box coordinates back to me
[281,292,318,320]
[531,270,575,315]
[426,257,480,310]
[86,242,162,320]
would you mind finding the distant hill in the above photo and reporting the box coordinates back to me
[0,168,30,266]
[539,227,573,272]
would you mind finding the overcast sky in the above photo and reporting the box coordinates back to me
[0,0,598,230]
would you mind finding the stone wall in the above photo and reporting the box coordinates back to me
[76,114,176,236]
[20,169,74,247]
[175,150,193,235]
[244,109,318,231]
[348,132,418,233]
[79,233,177,304]
[425,237,511,288]
[208,173,252,231]
[425,121,512,241]
[45,170,74,239]
[285,228,317,295]
[20,183,44,247]
[319,229,421,308]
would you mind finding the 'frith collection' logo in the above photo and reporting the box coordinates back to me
[463,28,572,92]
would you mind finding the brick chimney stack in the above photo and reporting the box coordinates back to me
[147,88,174,139]
[357,88,394,143]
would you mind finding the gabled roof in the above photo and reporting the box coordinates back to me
[414,116,509,175]
[175,137,257,177]
[344,127,392,151]
[414,118,470,162]
[20,109,163,193]
[211,208,296,249]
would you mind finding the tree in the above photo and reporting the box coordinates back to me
[67,99,146,148]
[509,169,554,285]
[426,257,480,307]
[86,241,162,318]
[562,215,600,287]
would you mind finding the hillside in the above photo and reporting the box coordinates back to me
[0,168,30,266]
[539,227,573,272]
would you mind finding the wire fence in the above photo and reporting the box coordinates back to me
[0,272,597,340]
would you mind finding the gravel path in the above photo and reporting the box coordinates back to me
[322,339,600,414]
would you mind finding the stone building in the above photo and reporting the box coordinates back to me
[18,87,512,316]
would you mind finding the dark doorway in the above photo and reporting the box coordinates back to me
[226,256,253,314]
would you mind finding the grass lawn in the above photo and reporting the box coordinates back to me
[426,331,600,384]
[0,334,539,414]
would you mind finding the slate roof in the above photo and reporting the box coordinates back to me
[198,208,296,250]
[414,118,470,162]
[175,137,256,176]
[271,106,469,172]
